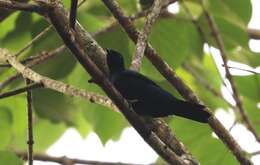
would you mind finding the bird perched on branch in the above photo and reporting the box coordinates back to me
[106,49,211,123]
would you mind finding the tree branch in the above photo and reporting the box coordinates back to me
[0,0,29,22]
[130,0,164,71]
[25,78,34,165]
[17,151,148,165]
[0,0,44,14]
[0,49,117,112]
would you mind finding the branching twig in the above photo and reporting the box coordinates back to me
[202,4,260,143]
[0,49,118,112]
[69,0,78,29]
[15,26,52,57]
[25,78,34,165]
[130,0,164,71]
[0,46,65,91]
[250,150,260,156]
[17,151,147,165]
[222,65,260,75]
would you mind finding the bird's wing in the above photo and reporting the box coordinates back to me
[113,70,173,101]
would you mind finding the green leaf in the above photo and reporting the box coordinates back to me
[244,97,260,133]
[170,118,237,164]
[32,88,78,125]
[81,100,127,144]
[33,119,66,152]
[151,18,203,66]
[1,12,32,52]
[0,107,12,149]
[96,25,132,67]
[0,151,22,165]
[0,12,19,40]
[144,18,203,80]
[228,48,260,68]
[30,19,76,80]
[0,96,27,140]
[234,74,260,101]
[78,13,109,33]
[198,14,249,51]
[208,0,252,25]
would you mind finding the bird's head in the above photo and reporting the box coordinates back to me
[106,49,125,74]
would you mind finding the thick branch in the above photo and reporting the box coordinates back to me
[0,0,44,14]
[0,0,29,22]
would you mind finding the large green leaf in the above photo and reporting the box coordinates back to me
[229,48,260,68]
[198,0,251,51]
[143,18,203,81]
[0,96,27,140]
[29,19,76,80]
[33,119,67,152]
[67,63,127,143]
[234,74,260,101]
[170,118,237,164]
[244,97,260,133]
[96,26,132,66]
[207,0,252,25]
[0,107,12,149]
[1,12,32,52]
[32,88,78,125]
[0,151,22,165]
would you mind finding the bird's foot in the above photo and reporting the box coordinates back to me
[127,99,138,104]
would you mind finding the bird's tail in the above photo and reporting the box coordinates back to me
[172,101,211,123]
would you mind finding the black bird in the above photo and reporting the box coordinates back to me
[106,49,211,123]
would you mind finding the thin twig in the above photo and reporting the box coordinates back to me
[250,150,260,156]
[69,0,78,29]
[0,82,43,99]
[247,28,260,40]
[100,0,252,164]
[222,65,260,75]
[14,26,52,57]
[25,78,34,165]
[130,0,164,71]
[201,4,260,143]
[17,151,148,165]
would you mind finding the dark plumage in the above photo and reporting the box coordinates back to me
[106,49,211,123]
